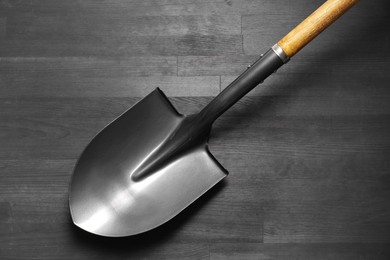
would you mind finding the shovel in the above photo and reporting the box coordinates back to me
[69,0,359,237]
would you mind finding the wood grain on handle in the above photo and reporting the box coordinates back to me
[278,0,359,58]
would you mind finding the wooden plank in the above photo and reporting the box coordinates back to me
[0,56,178,77]
[0,34,243,57]
[0,222,210,259]
[6,14,241,37]
[0,17,5,39]
[5,0,355,18]
[211,114,390,157]
[262,182,390,243]
[0,0,312,17]
[2,0,385,17]
[7,75,218,98]
[210,243,390,260]
[1,0,228,16]
[214,95,390,117]
[178,55,258,76]
[0,56,218,97]
[0,58,220,97]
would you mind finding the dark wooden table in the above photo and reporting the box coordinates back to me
[1,0,390,259]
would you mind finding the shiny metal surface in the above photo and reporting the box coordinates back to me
[69,89,227,236]
[272,44,290,63]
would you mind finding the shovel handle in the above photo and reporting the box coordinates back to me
[197,0,358,126]
[278,0,359,58]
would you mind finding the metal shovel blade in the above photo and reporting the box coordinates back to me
[69,89,228,237]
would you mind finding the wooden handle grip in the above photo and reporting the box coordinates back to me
[278,0,358,58]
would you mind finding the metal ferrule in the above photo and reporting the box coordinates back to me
[272,44,290,63]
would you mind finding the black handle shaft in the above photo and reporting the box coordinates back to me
[197,48,284,126]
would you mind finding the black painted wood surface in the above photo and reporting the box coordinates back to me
[1,0,390,259]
